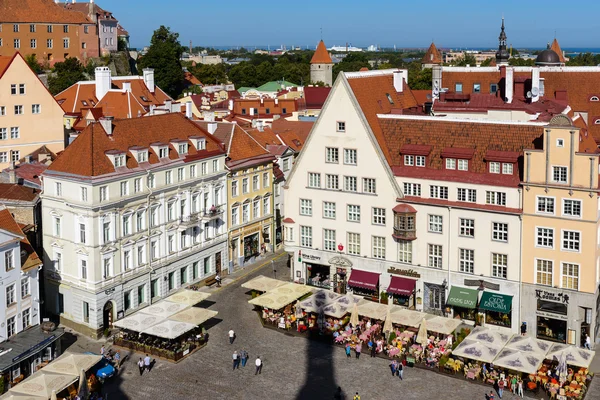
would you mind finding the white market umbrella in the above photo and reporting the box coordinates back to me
[382,304,393,333]
[493,348,545,375]
[349,302,359,327]
[557,351,568,385]
[416,318,428,344]
[50,391,57,400]
[77,368,90,400]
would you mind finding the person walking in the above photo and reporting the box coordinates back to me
[232,351,239,370]
[240,349,248,367]
[497,377,505,399]
[100,345,106,356]
[397,360,404,380]
[144,354,151,372]
[585,334,592,350]
[488,391,495,400]
[215,273,222,287]
[114,351,121,371]
[255,356,262,375]
[510,376,517,395]
[369,340,376,358]
[390,360,397,376]
[228,329,235,344]
[353,392,360,400]
[345,343,351,358]
[355,341,362,359]
[137,358,144,376]
[517,379,523,398]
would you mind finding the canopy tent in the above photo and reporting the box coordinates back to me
[493,348,545,375]
[478,291,513,314]
[141,320,198,340]
[268,282,313,297]
[466,326,512,348]
[386,276,416,296]
[546,343,595,368]
[297,290,360,318]
[451,339,503,363]
[425,316,462,335]
[76,368,89,400]
[241,275,287,292]
[143,301,189,319]
[8,371,78,399]
[0,394,45,400]
[169,307,218,325]
[389,308,427,328]
[355,300,388,320]
[416,318,428,344]
[41,352,102,376]
[347,269,380,291]
[504,335,553,357]
[112,312,164,331]
[249,292,301,310]
[446,286,478,309]
[165,289,211,306]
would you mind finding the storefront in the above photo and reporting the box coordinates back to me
[423,282,446,316]
[536,298,568,343]
[332,267,348,294]
[347,269,380,299]
[387,276,416,308]
[479,291,513,328]
[446,286,478,321]
[243,232,259,261]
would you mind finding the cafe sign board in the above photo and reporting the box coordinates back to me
[535,290,569,304]
[387,267,420,278]
[302,253,321,261]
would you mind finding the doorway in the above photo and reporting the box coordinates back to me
[215,252,222,275]
[103,301,114,329]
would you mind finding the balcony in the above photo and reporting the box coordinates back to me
[392,204,417,241]
[200,206,224,221]
[179,214,200,228]
[392,227,417,241]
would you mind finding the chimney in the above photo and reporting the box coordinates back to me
[8,163,17,184]
[94,67,111,101]
[257,120,264,132]
[208,122,218,134]
[122,81,131,92]
[228,100,234,111]
[393,70,404,92]
[143,68,155,93]
[99,116,114,135]
[164,99,172,112]
[505,66,514,104]
[249,108,255,116]
[275,98,279,105]
[65,119,71,129]
[185,101,193,119]
[531,68,540,103]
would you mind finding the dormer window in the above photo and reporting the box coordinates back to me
[159,147,168,158]
[197,138,206,150]
[415,156,425,167]
[446,158,456,170]
[178,143,188,154]
[404,155,414,166]
[138,151,148,163]
[489,162,500,174]
[595,119,600,125]
[590,96,599,102]
[115,154,125,168]
[458,159,468,171]
[502,163,513,175]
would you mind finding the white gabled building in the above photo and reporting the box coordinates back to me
[284,69,550,333]
[41,113,228,338]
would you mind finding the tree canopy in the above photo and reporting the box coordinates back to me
[48,57,86,95]
[567,52,600,66]
[453,53,477,66]
[138,26,185,98]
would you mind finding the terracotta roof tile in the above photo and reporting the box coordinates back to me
[422,43,442,64]
[550,39,566,64]
[0,184,39,202]
[310,40,333,64]
[95,91,146,119]
[271,119,313,151]
[224,125,274,167]
[0,208,41,271]
[0,0,92,23]
[0,55,14,78]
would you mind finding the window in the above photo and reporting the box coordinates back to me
[263,196,270,215]
[326,174,339,190]
[323,202,336,219]
[489,162,500,174]
[22,308,31,329]
[252,175,259,191]
[415,156,425,167]
[120,181,129,196]
[178,143,188,154]
[337,121,346,132]
[203,257,211,275]
[21,277,29,298]
[347,205,360,222]
[457,159,468,171]
[5,284,15,306]
[536,227,554,248]
[455,83,463,92]
[446,158,456,169]
[6,316,15,337]
[556,139,564,147]
[553,166,568,183]
[502,163,513,174]
[167,201,176,221]
[103,221,111,243]
[138,284,146,304]
[536,259,553,286]
[13,24,19,32]
[158,147,168,158]
[300,226,312,247]
[562,230,580,252]
[231,206,239,225]
[124,291,132,311]
[404,155,414,166]
[14,105,23,115]
[326,147,339,163]
[99,186,108,202]
[362,178,376,194]
[177,167,185,182]
[56,182,62,197]
[0,153,6,163]
[492,253,508,279]
[4,250,13,271]
[10,84,16,95]
[344,176,357,192]
[300,199,312,216]
[537,197,555,214]
[122,214,131,236]
[492,222,508,242]
[459,249,474,273]
[231,181,238,197]
[63,25,69,33]
[150,206,159,227]
[428,215,443,233]
[147,174,155,188]
[282,158,290,171]
[457,188,476,202]
[486,191,506,206]
[372,236,386,259]
[324,229,336,251]
[0,106,5,116]
[180,267,188,285]
[372,208,386,225]
[398,240,412,263]
[165,171,172,185]
[30,39,37,49]
[561,263,579,290]
[490,84,498,94]
[242,203,249,223]
[344,149,357,165]
[430,185,448,199]
[84,25,89,34]
[348,232,361,255]
[428,244,443,268]
[563,199,582,217]
[459,218,475,237]
[137,245,146,266]
[53,217,62,237]
[14,39,20,49]
[168,235,175,253]
[82,301,90,323]
[403,183,421,196]
[10,126,19,138]
[123,250,131,270]
[252,199,260,219]
[263,172,269,188]
[136,210,145,231]
[212,159,218,172]
[47,39,53,48]
[133,178,142,193]
[473,83,481,93]
[0,129,4,140]
[79,223,86,243]
[63,38,69,48]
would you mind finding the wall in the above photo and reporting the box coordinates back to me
[98,19,117,54]
[311,63,332,86]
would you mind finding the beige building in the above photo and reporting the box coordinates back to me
[521,114,599,346]
[0,52,65,170]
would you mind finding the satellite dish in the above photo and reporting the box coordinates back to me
[526,91,532,99]
[531,87,539,96]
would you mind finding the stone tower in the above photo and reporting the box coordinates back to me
[495,17,510,66]
[310,40,333,86]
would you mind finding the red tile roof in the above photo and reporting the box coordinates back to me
[0,184,40,202]
[46,113,226,177]
[0,0,92,23]
[94,91,147,119]
[271,119,313,151]
[311,40,333,64]
[422,43,442,65]
[303,86,331,109]
[0,55,14,78]
[0,208,41,271]
[184,72,202,86]
[412,90,432,106]
[550,39,566,64]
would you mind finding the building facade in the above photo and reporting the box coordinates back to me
[61,1,120,55]
[0,53,66,170]
[41,113,228,338]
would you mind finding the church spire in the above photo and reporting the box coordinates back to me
[495,16,510,65]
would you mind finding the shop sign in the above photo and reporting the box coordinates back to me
[302,254,321,261]
[12,335,56,362]
[328,256,353,268]
[244,226,261,235]
[535,290,569,304]
[536,310,568,321]
[387,267,420,278]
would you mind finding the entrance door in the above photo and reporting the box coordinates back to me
[215,252,222,274]
[103,301,114,329]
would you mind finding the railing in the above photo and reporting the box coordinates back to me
[392,227,417,240]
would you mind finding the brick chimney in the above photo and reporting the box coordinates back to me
[95,67,111,101]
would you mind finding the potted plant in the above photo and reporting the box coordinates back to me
[380,291,389,305]
[438,355,449,372]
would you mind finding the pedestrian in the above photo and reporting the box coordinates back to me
[355,341,362,359]
[232,351,239,370]
[397,360,404,380]
[585,334,592,350]
[100,345,106,356]
[216,273,222,287]
[520,322,527,336]
[255,356,262,375]
[390,360,397,376]
[369,340,376,358]
[229,329,235,344]
[144,354,151,372]
[488,390,495,400]
[137,358,144,376]
[510,376,517,394]
[114,351,121,371]
[517,379,523,398]
[345,343,351,358]
[497,377,505,399]
[240,349,248,367]
[353,392,360,400]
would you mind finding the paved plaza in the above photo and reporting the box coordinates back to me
[63,252,600,400]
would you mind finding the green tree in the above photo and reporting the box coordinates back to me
[48,57,86,95]
[24,54,43,74]
[138,25,185,98]
[453,53,477,66]
[567,52,600,66]
[333,53,370,81]
[408,63,432,90]
[508,58,535,66]
[255,61,274,83]
[480,58,494,67]
[190,63,227,85]
[118,37,128,52]
[227,62,258,87]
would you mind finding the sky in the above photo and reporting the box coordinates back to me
[97,0,600,50]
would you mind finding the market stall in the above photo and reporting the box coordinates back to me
[546,343,595,368]
[165,289,212,306]
[7,371,78,398]
[493,347,545,375]
[241,275,287,292]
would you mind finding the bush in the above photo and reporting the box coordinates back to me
[380,291,389,303]
[103,328,110,338]
[387,331,397,344]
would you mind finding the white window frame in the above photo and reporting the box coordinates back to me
[403,183,421,196]
[535,258,553,286]
[535,227,554,249]
[300,199,312,216]
[347,204,361,222]
[323,202,336,219]
[502,163,513,175]
[459,218,475,238]
[336,121,346,132]
[326,147,339,163]
[486,191,506,206]
[344,176,357,192]
[492,222,508,242]
[561,230,581,252]
[457,159,468,171]
[362,178,376,194]
[562,199,582,218]
[415,156,425,167]
[561,262,579,290]
[491,253,508,279]
[430,185,448,199]
[489,162,500,174]
[428,214,443,233]
[536,196,555,214]
[343,149,357,165]
[427,244,443,268]
[457,188,477,203]
[372,236,386,259]
[323,229,336,251]
[99,186,108,201]
[347,232,361,255]
[326,174,339,190]
[445,158,456,170]
[404,155,414,166]
[459,248,474,274]
[397,240,412,263]
[308,172,321,188]
[372,207,386,225]
[552,166,568,183]
[300,226,312,248]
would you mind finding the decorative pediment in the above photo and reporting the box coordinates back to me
[150,230,161,237]
[49,210,63,218]
[136,235,148,243]
[122,239,136,247]
[50,241,63,249]
[328,256,353,268]
[100,245,118,254]
[167,224,178,231]
[75,247,89,256]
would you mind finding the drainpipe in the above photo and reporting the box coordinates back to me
[145,171,155,304]
[569,130,575,192]
[518,213,523,333]
[447,206,451,295]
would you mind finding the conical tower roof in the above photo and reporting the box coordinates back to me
[311,40,333,64]
[550,38,566,64]
[421,42,442,64]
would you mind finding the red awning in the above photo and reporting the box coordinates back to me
[347,269,380,291]
[387,276,416,296]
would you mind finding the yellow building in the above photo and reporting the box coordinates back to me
[0,52,65,170]
[196,121,275,269]
[521,114,599,347]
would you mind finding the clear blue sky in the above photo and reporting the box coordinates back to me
[99,0,600,49]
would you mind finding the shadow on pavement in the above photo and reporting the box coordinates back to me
[195,300,217,308]
[203,317,223,330]
[295,329,338,400]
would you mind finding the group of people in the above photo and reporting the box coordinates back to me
[137,354,153,376]
[389,359,406,380]
[229,329,263,375]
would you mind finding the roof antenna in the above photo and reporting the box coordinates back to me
[320,26,323,41]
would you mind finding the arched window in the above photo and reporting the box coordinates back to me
[595,119,600,125]
[590,96,599,102]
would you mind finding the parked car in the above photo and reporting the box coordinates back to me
[85,352,116,382]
